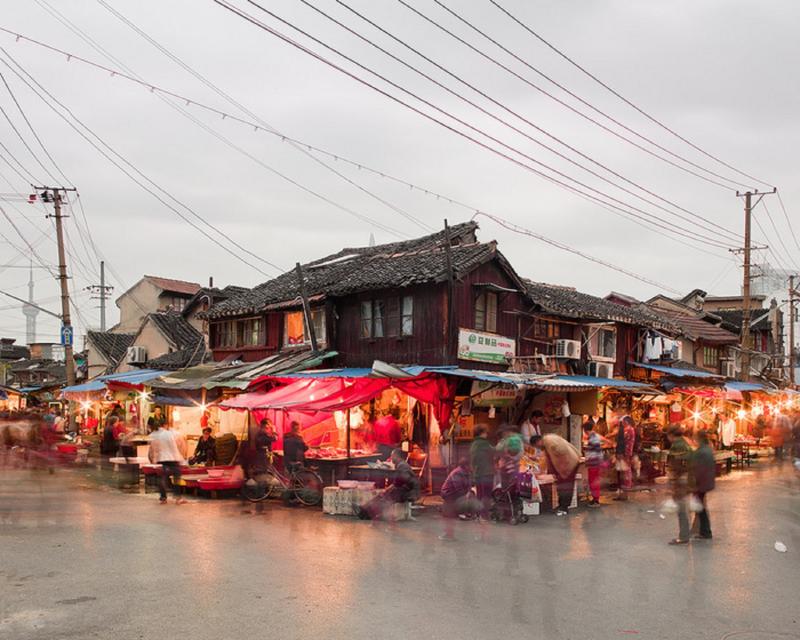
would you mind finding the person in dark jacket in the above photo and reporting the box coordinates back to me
[100,416,119,457]
[439,458,473,540]
[189,427,217,466]
[690,429,715,540]
[667,425,691,545]
[282,421,308,472]
[359,449,419,521]
[469,425,495,520]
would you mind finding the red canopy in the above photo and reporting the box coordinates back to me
[220,373,457,446]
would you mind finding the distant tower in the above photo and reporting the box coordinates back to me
[369,233,376,247]
[21,263,39,345]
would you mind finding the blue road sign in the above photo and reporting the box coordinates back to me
[60,324,73,347]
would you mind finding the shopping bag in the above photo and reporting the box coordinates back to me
[660,497,678,514]
[688,494,704,513]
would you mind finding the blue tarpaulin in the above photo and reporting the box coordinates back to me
[630,362,723,379]
[62,369,168,396]
[725,381,775,393]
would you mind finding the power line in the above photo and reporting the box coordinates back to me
[92,0,430,233]
[0,48,282,277]
[320,0,743,243]
[474,211,682,295]
[486,0,775,190]
[776,190,800,254]
[401,0,748,192]
[0,21,738,256]
[219,1,736,252]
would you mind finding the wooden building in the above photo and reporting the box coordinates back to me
[206,223,540,370]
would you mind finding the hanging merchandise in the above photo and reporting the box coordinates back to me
[561,400,571,418]
[488,405,496,419]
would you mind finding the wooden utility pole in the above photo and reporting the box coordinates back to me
[735,188,776,381]
[36,187,78,430]
[87,260,113,331]
[790,275,797,386]
[295,262,318,353]
[443,220,456,361]
[740,191,753,381]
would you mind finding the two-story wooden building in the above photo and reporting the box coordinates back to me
[206,223,543,370]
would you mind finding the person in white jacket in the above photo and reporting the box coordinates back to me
[149,423,186,504]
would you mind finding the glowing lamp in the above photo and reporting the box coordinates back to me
[737,409,746,419]
[692,411,701,420]
[173,409,181,421]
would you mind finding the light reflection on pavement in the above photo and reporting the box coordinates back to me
[0,463,798,640]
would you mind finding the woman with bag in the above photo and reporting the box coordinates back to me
[690,430,715,540]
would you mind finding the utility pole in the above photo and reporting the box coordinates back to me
[735,188,776,381]
[36,186,77,428]
[295,262,318,353]
[443,219,456,361]
[790,275,797,386]
[86,261,113,331]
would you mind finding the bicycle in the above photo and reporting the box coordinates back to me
[241,453,323,506]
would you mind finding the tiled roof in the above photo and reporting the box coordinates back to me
[652,310,739,344]
[715,309,771,333]
[525,281,678,331]
[148,312,204,351]
[182,285,249,317]
[87,331,135,369]
[207,222,498,318]
[146,346,209,371]
[144,275,202,296]
[0,341,30,361]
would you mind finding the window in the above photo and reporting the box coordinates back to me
[703,346,719,369]
[241,318,262,346]
[213,321,237,348]
[593,327,616,360]
[361,296,414,338]
[534,319,557,338]
[284,309,326,346]
[475,291,498,333]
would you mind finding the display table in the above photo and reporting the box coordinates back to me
[323,486,380,516]
[307,454,383,486]
[347,464,397,487]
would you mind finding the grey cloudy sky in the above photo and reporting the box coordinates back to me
[0,0,798,348]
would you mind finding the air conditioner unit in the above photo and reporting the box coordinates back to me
[588,361,614,378]
[722,360,736,378]
[554,339,581,359]
[126,346,147,364]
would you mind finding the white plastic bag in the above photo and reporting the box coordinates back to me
[660,498,678,514]
[688,495,704,513]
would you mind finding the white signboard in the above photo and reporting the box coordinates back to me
[457,329,516,364]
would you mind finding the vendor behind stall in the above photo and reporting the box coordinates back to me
[189,427,217,466]
[373,410,401,460]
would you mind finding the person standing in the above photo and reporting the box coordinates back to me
[469,425,495,521]
[520,410,543,449]
[583,420,605,507]
[101,416,119,457]
[666,425,691,545]
[614,415,636,501]
[148,422,186,505]
[373,410,401,460]
[147,406,166,432]
[719,411,737,449]
[283,421,308,472]
[690,429,715,540]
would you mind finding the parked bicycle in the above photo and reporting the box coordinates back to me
[241,453,323,506]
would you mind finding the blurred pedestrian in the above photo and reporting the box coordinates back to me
[148,421,186,505]
[469,424,494,521]
[373,409,401,460]
[583,420,606,507]
[539,433,580,516]
[666,425,691,545]
[439,458,473,540]
[614,415,636,501]
[101,416,119,457]
[690,430,715,540]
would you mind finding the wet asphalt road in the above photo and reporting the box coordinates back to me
[1,463,798,640]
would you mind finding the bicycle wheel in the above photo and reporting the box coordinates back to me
[292,469,323,506]
[241,477,268,502]
[262,468,284,499]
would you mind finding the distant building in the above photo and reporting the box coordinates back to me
[113,275,202,333]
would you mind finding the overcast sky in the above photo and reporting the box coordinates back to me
[0,0,798,349]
